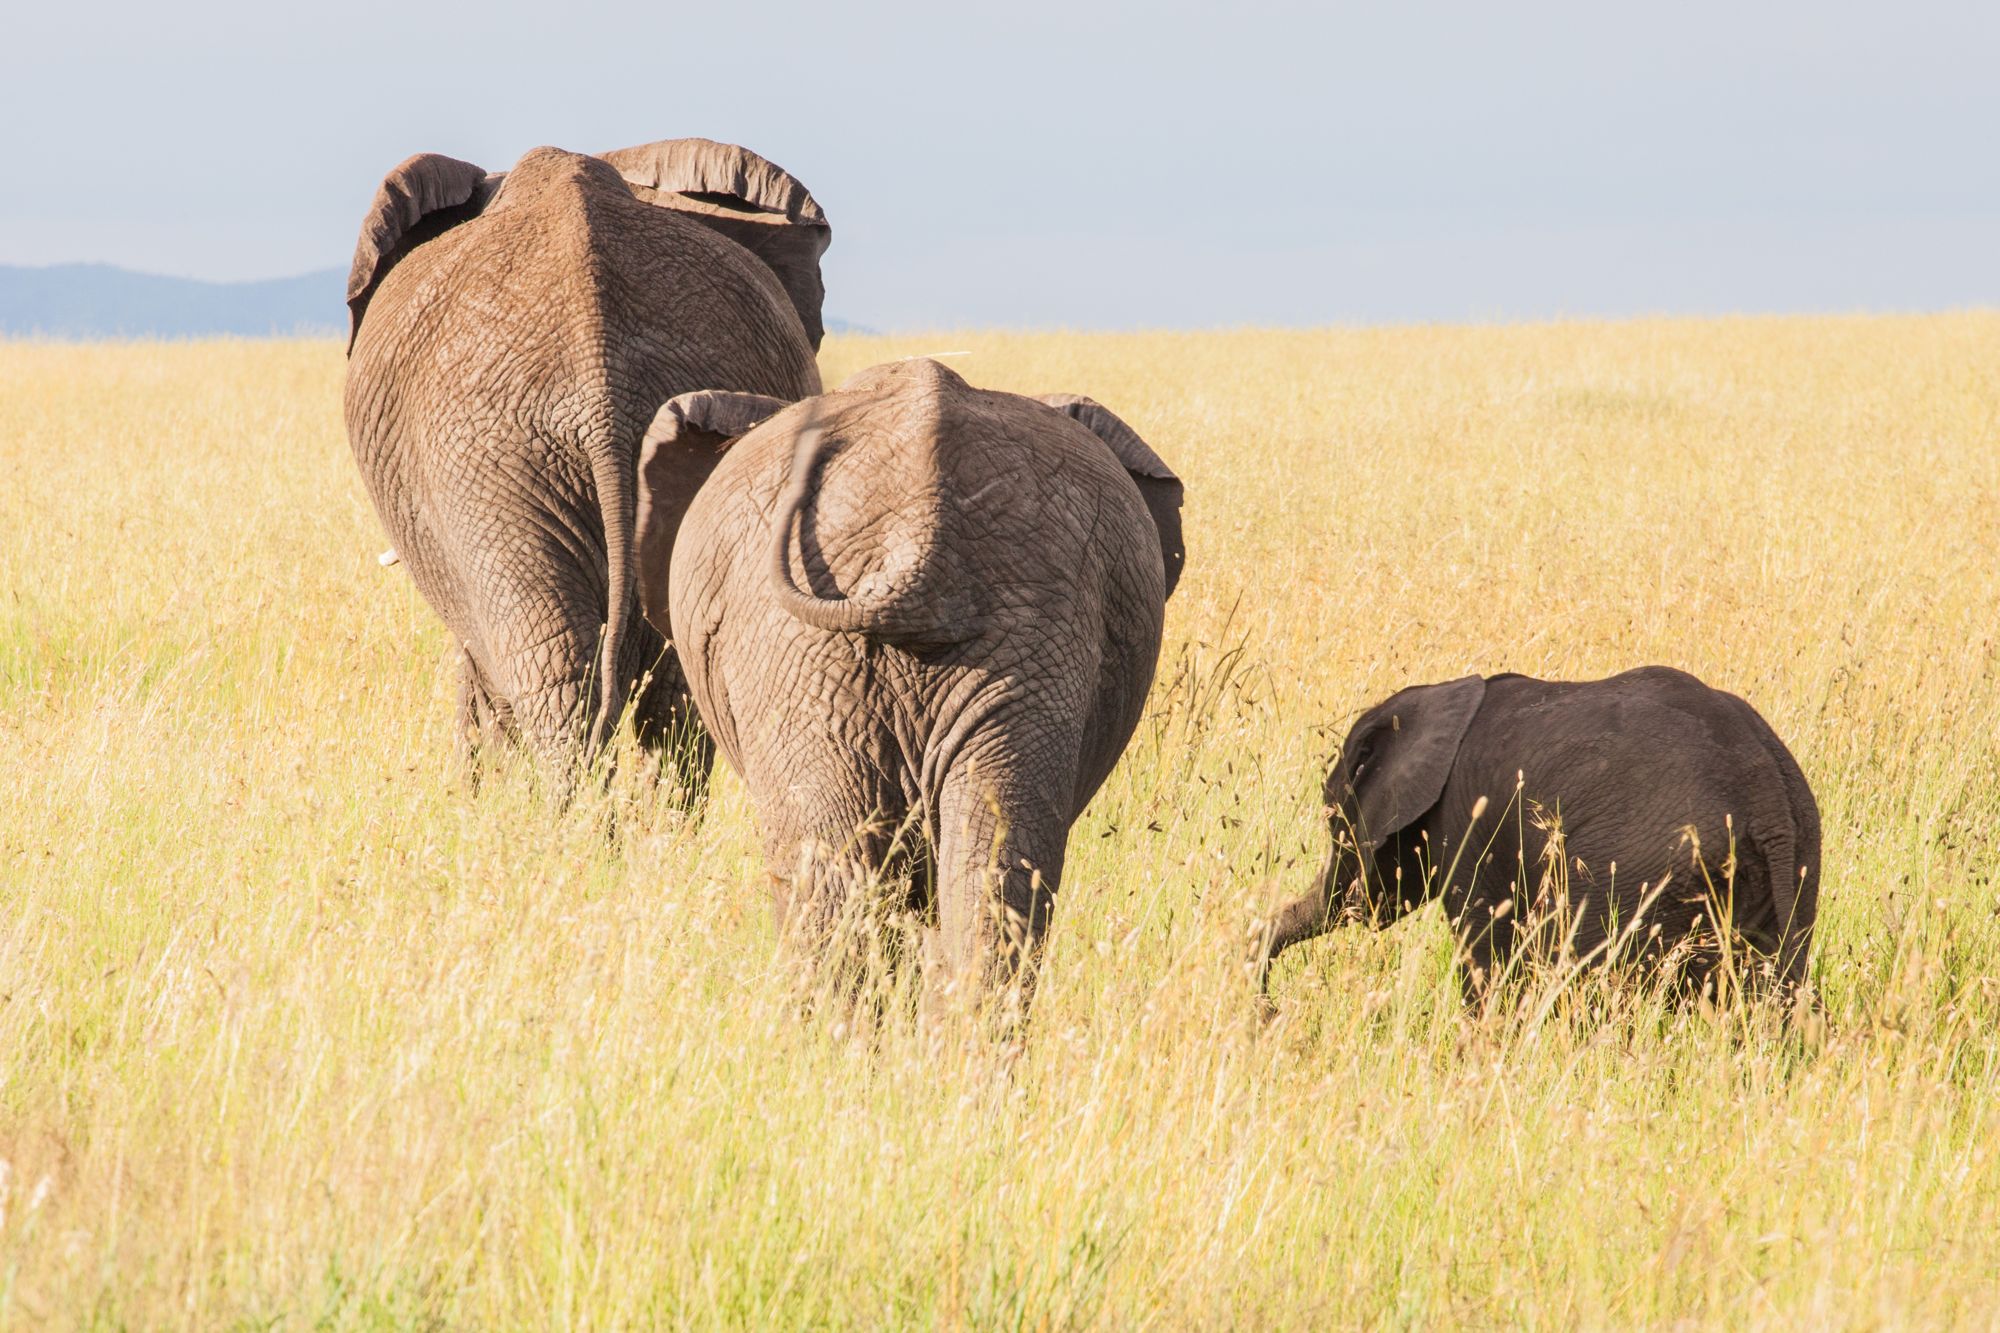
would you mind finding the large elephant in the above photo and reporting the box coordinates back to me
[343,138,830,784]
[1254,667,1821,1004]
[632,358,1185,1002]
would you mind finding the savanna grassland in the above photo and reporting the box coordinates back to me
[3,317,1999,1328]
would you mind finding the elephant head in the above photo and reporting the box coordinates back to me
[1253,676,1487,990]
[1324,675,1488,924]
[345,138,831,355]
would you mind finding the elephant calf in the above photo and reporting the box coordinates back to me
[634,359,1184,1004]
[1256,667,1820,1004]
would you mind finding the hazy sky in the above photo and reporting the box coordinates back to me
[4,0,1996,327]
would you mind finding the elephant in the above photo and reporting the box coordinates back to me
[631,358,1185,1004]
[343,137,830,786]
[1254,667,1820,1005]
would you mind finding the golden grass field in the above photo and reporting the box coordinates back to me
[3,317,1999,1327]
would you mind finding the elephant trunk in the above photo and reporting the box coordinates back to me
[766,421,955,644]
[1251,853,1343,994]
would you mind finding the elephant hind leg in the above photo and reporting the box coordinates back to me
[487,599,621,792]
[503,669,598,800]
[765,793,926,984]
[933,752,1070,1017]
[483,575,644,793]
[456,650,514,790]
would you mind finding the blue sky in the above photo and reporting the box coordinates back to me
[4,0,1996,327]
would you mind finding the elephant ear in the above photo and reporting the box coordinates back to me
[598,138,832,350]
[1340,676,1487,852]
[346,152,501,353]
[1037,394,1186,600]
[635,390,791,634]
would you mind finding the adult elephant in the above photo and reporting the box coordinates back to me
[344,137,830,787]
[632,359,1186,1007]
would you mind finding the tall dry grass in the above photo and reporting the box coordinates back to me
[1,318,1998,1327]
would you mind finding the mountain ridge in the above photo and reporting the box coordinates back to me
[0,263,347,338]
[0,263,873,338]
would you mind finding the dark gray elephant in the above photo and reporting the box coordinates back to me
[1255,667,1820,1003]
[632,358,1185,1002]
[343,137,829,785]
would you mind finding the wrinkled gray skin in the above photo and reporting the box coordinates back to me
[1257,667,1821,1004]
[343,138,829,787]
[634,359,1186,1001]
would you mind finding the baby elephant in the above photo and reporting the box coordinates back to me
[634,358,1184,1007]
[1256,667,1820,1003]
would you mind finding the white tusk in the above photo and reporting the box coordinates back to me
[377,548,401,567]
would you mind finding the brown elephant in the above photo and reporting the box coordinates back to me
[343,137,829,787]
[1254,668,1821,1005]
[632,359,1185,1003]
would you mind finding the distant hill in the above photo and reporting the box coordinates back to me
[0,264,346,338]
[0,262,874,339]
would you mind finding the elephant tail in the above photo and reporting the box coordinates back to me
[586,428,634,758]
[766,420,956,643]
